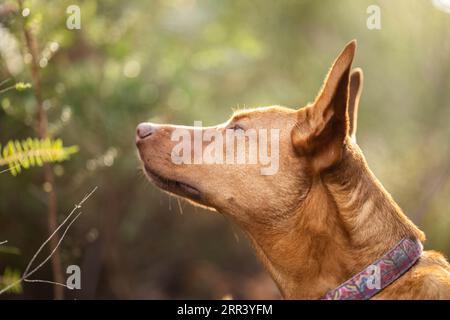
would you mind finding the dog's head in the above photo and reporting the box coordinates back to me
[136,41,362,225]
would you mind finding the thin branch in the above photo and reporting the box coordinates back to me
[23,212,82,290]
[17,0,63,299]
[23,211,82,279]
[0,78,12,87]
[0,84,16,94]
[23,186,97,277]
[0,187,98,296]
[23,279,72,289]
[0,167,15,174]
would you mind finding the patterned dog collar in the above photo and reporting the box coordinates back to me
[321,237,423,300]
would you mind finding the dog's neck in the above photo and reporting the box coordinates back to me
[243,141,424,299]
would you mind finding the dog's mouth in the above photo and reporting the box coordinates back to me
[143,165,201,201]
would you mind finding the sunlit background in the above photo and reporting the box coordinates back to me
[1,0,450,299]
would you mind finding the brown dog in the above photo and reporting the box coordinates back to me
[136,40,450,299]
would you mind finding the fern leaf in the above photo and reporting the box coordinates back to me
[0,138,78,176]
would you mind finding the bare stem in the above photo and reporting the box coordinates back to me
[0,84,16,94]
[0,187,98,296]
[17,0,63,299]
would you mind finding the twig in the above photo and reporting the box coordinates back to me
[24,211,82,278]
[23,211,83,289]
[0,84,16,94]
[0,186,98,296]
[0,167,15,174]
[0,240,7,245]
[22,279,72,288]
[17,0,63,299]
[0,78,12,88]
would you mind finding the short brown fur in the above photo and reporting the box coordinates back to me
[136,40,450,299]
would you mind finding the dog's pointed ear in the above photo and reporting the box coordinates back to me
[348,68,363,139]
[291,40,356,171]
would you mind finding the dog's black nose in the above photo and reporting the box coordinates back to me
[136,122,154,139]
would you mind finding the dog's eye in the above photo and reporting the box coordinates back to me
[229,124,245,132]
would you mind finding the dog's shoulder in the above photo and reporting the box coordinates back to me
[420,250,450,271]
[375,250,450,299]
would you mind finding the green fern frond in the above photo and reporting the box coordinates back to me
[0,138,78,176]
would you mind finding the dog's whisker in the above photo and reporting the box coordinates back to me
[225,216,240,243]
[232,231,240,243]
[176,198,183,215]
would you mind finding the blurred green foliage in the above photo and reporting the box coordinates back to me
[0,267,22,294]
[0,137,78,176]
[0,0,449,298]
